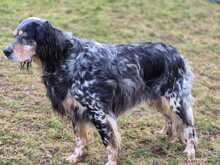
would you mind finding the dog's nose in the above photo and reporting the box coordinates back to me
[3,48,13,57]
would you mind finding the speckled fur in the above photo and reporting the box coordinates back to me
[3,18,197,163]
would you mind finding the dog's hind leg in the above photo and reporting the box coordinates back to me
[150,97,175,139]
[66,121,89,163]
[105,115,121,165]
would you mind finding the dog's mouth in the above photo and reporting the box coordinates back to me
[20,59,32,70]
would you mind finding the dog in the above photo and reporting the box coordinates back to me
[3,17,197,164]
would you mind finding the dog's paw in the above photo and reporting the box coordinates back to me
[183,143,195,160]
[66,154,79,164]
[156,128,166,135]
[170,137,179,143]
[156,123,172,137]
[66,153,86,164]
[105,160,117,165]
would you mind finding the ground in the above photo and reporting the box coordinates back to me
[0,0,220,164]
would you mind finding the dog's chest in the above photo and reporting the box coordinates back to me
[42,71,70,111]
[42,71,84,118]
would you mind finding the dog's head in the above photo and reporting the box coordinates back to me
[2,17,50,68]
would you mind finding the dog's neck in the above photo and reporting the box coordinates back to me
[36,26,72,72]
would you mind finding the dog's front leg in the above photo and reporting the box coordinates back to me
[66,122,88,163]
[88,110,121,165]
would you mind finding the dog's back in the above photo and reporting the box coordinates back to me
[69,38,192,118]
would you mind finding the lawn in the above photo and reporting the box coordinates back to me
[0,0,220,164]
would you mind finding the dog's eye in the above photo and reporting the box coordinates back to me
[17,36,28,44]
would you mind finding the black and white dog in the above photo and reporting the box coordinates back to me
[3,17,197,164]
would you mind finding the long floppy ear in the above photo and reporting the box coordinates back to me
[35,21,54,43]
[35,21,72,61]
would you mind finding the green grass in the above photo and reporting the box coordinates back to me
[0,0,220,164]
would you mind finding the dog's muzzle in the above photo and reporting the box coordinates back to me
[2,47,32,70]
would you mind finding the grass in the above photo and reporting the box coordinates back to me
[0,0,220,164]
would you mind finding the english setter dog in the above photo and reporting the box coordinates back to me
[3,17,197,164]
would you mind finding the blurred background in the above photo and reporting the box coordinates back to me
[0,0,219,164]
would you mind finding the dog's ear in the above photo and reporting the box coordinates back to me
[35,21,53,43]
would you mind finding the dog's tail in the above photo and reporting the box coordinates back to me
[180,61,194,126]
